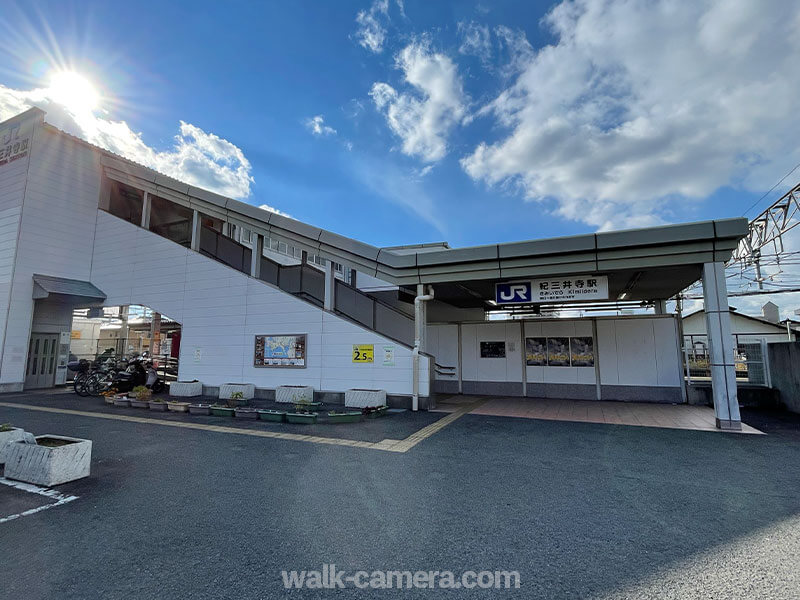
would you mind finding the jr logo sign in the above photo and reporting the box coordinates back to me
[495,282,532,304]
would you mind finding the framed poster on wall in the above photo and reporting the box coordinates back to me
[547,337,571,366]
[480,341,506,358]
[570,337,594,367]
[525,337,547,366]
[254,334,307,368]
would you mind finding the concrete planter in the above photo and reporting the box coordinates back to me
[169,381,203,398]
[129,398,150,409]
[211,406,235,417]
[0,427,27,464]
[234,407,259,420]
[114,397,131,407]
[149,401,168,411]
[327,411,362,424]
[286,412,318,424]
[5,435,92,486]
[276,385,314,404]
[218,383,255,401]
[188,404,212,415]
[167,401,190,413]
[257,409,286,422]
[345,389,387,409]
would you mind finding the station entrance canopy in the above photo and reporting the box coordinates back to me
[101,150,746,306]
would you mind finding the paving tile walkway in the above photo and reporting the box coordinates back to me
[433,395,763,434]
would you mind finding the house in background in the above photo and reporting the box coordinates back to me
[682,302,799,345]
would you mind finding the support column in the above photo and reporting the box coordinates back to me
[149,312,161,355]
[416,284,427,353]
[250,233,263,279]
[702,262,741,430]
[654,299,667,314]
[140,191,151,229]
[324,260,335,311]
[190,210,201,251]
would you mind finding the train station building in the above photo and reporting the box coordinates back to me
[0,108,749,429]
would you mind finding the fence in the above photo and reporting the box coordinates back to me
[683,335,771,386]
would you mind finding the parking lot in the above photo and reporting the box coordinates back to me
[1,391,799,599]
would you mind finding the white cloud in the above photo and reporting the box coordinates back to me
[461,0,800,230]
[355,0,389,54]
[258,204,292,218]
[0,83,253,199]
[370,40,467,162]
[458,21,492,64]
[351,154,446,234]
[304,115,336,136]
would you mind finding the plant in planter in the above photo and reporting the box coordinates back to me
[362,405,389,419]
[149,398,168,412]
[101,388,119,405]
[226,390,248,408]
[128,386,150,408]
[234,406,258,419]
[113,393,132,407]
[167,400,190,413]
[188,403,212,415]
[286,399,318,424]
[210,403,235,417]
[326,411,363,424]
[257,409,287,422]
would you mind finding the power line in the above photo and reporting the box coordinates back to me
[741,160,800,217]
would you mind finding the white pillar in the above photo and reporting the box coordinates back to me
[654,299,667,314]
[702,262,741,430]
[140,191,151,229]
[190,210,201,251]
[324,260,335,311]
[250,233,263,279]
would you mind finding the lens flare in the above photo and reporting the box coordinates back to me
[46,70,99,114]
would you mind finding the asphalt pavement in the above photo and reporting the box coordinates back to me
[1,392,798,599]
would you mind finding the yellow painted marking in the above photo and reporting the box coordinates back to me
[0,399,482,454]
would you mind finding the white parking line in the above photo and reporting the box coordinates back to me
[0,477,79,523]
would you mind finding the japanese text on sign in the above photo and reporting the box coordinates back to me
[495,275,608,304]
[352,344,374,363]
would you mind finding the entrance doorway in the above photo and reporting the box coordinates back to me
[25,333,59,389]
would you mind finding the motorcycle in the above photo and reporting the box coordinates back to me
[112,354,165,393]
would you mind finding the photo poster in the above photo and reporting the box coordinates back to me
[479,341,506,358]
[525,337,547,366]
[570,337,595,367]
[546,337,571,366]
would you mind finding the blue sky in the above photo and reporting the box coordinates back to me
[1,0,799,251]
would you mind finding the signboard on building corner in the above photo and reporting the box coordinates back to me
[495,275,609,304]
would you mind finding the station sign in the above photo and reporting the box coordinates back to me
[495,275,609,304]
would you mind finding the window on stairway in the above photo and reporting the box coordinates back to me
[148,194,193,247]
[100,180,143,225]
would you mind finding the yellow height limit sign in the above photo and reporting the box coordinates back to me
[352,344,374,363]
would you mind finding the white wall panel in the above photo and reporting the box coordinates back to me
[91,211,426,395]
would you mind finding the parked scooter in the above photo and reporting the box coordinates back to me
[112,353,165,393]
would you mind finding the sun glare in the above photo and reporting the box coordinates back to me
[47,70,100,114]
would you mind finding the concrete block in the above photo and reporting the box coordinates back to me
[0,427,26,464]
[345,388,387,408]
[169,381,203,397]
[218,383,255,400]
[276,385,315,403]
[5,435,92,486]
